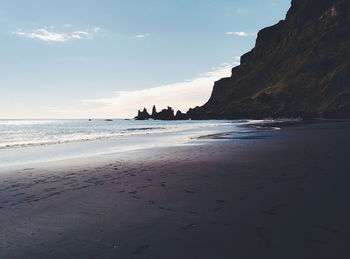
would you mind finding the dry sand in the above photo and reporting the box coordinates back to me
[0,121,349,258]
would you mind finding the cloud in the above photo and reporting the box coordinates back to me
[135,33,151,39]
[225,31,256,37]
[13,26,100,42]
[49,64,236,118]
[13,29,69,42]
[71,31,92,39]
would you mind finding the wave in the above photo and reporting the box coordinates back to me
[0,120,59,126]
[125,127,165,131]
[0,121,235,150]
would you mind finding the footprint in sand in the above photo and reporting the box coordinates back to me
[263,203,287,215]
[158,206,172,211]
[182,223,196,230]
[133,245,149,254]
[256,227,269,247]
[75,185,91,190]
[12,193,25,197]
[256,227,265,239]
[315,224,339,234]
[211,221,230,226]
[304,237,328,245]
[48,191,62,197]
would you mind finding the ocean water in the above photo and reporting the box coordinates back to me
[0,119,261,170]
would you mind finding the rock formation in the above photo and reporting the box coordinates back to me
[151,105,157,118]
[188,0,350,119]
[135,106,189,120]
[135,108,151,120]
[175,110,189,120]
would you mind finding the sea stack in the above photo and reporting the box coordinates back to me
[135,108,151,120]
[135,106,189,120]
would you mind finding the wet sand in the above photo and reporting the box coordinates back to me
[0,121,349,258]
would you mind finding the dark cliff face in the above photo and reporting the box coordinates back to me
[188,0,350,119]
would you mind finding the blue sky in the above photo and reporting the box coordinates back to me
[0,0,291,118]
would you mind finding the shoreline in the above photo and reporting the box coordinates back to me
[0,121,349,258]
[0,119,275,172]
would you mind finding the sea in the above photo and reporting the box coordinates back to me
[0,119,271,170]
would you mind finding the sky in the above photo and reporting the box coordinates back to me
[0,0,291,119]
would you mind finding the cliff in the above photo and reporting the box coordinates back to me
[187,0,350,119]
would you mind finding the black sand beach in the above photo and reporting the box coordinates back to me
[0,121,349,259]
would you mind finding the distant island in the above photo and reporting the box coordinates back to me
[136,0,350,120]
